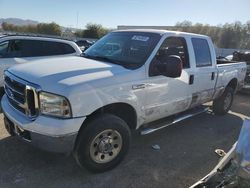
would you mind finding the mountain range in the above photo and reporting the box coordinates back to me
[0,18,80,32]
[0,18,39,28]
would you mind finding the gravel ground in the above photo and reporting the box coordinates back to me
[0,93,249,188]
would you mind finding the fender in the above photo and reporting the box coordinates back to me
[66,69,147,128]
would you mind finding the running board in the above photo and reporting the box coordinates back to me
[140,107,209,135]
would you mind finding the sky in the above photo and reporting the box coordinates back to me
[0,0,250,29]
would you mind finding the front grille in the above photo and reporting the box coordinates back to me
[4,71,39,119]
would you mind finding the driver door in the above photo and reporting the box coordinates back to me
[144,36,192,123]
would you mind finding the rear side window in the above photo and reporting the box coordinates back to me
[61,43,76,54]
[21,40,76,57]
[2,39,76,58]
[192,38,212,67]
[42,41,76,55]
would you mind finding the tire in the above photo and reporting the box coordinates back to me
[212,87,234,115]
[73,114,131,173]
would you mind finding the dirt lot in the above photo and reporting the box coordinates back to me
[0,93,249,188]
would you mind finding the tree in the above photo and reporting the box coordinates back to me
[173,20,250,49]
[37,22,61,36]
[74,30,83,38]
[1,22,17,31]
[1,22,61,36]
[82,23,109,38]
[175,20,192,32]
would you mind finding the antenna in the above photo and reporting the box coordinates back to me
[76,11,79,29]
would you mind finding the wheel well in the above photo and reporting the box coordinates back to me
[85,103,137,130]
[227,78,238,92]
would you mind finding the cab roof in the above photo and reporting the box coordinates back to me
[114,29,208,38]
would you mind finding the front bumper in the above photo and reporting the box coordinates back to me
[1,95,86,153]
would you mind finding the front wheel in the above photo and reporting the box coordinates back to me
[74,114,131,173]
[212,87,234,115]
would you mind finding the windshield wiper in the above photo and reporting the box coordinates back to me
[82,53,126,67]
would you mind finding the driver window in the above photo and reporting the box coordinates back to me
[0,41,9,58]
[149,37,189,76]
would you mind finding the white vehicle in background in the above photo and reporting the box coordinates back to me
[1,30,247,172]
[0,34,82,89]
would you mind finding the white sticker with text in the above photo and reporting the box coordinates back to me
[132,35,149,42]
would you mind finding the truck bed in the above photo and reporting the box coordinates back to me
[216,61,246,92]
[217,59,239,64]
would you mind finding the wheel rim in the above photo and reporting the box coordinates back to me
[90,129,123,164]
[224,92,232,110]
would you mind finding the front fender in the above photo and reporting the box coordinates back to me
[68,84,145,125]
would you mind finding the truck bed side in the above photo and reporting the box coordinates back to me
[213,61,247,99]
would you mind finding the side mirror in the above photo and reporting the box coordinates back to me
[156,55,183,78]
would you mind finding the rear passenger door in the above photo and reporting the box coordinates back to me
[189,37,217,107]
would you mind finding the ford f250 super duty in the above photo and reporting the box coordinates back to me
[1,30,247,172]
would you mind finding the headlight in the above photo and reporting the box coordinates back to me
[39,92,72,118]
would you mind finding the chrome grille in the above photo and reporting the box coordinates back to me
[4,71,40,119]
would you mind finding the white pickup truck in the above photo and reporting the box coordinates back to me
[1,30,247,172]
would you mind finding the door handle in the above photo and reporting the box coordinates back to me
[189,75,194,85]
[211,72,215,80]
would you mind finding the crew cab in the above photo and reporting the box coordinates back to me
[0,34,82,89]
[1,30,247,172]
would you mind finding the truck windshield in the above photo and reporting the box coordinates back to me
[83,32,161,69]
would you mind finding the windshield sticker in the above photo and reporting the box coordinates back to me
[132,35,149,42]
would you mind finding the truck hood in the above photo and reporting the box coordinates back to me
[8,56,130,92]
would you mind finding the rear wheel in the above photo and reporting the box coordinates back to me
[74,114,131,173]
[212,87,234,115]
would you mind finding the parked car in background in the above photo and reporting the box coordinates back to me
[225,54,233,61]
[1,30,247,172]
[75,39,94,51]
[0,34,82,89]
